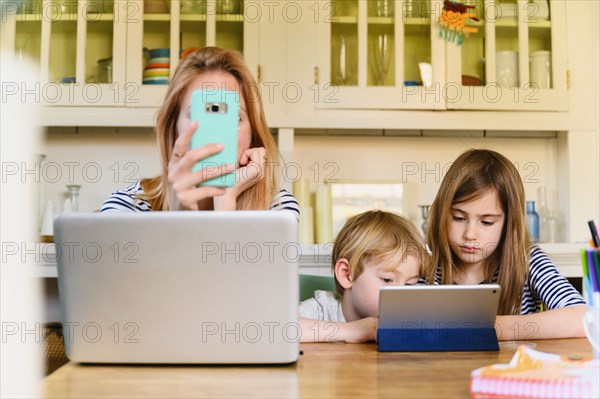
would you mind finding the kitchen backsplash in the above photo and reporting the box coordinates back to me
[41,126,560,238]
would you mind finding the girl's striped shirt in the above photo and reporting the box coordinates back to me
[429,247,585,314]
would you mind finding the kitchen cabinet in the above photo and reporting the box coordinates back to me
[310,0,568,111]
[2,0,569,115]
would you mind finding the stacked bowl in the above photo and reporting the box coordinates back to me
[143,48,170,85]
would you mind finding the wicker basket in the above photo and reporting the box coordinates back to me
[43,323,68,376]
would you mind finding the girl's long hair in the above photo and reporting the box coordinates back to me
[139,47,278,211]
[426,149,530,315]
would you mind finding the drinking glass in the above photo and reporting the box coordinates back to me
[66,184,81,212]
[374,34,392,85]
[336,35,348,85]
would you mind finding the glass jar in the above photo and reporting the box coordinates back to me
[96,57,112,84]
[218,0,240,14]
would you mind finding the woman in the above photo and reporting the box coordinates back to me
[101,47,298,217]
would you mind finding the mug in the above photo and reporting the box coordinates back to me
[496,51,519,88]
[583,305,599,360]
[530,50,551,89]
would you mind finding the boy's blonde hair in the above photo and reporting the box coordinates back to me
[332,210,428,297]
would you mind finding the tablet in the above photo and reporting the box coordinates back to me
[377,284,501,352]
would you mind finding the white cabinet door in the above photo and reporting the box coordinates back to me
[445,0,568,111]
[313,0,446,110]
[242,1,287,119]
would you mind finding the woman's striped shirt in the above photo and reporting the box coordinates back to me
[100,180,300,220]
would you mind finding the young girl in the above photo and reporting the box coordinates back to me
[299,210,429,343]
[426,149,586,340]
[100,47,298,217]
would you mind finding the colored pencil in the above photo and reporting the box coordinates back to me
[588,220,600,248]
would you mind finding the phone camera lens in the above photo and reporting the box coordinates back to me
[211,104,219,112]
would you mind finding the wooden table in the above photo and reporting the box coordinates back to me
[44,339,594,398]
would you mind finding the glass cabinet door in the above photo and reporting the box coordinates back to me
[11,0,44,77]
[215,0,244,53]
[4,0,126,106]
[367,0,395,86]
[48,0,77,86]
[330,0,358,86]
[317,0,445,110]
[127,0,249,107]
[446,0,567,111]
[81,0,127,106]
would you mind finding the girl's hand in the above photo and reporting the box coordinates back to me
[213,146,267,210]
[168,120,236,210]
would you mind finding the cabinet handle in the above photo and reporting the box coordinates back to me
[314,66,319,84]
[257,65,262,83]
[566,69,571,89]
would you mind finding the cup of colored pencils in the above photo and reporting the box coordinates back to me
[581,220,600,359]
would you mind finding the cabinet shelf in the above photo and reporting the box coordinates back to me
[494,19,552,29]
[367,16,394,25]
[144,14,170,21]
[216,14,244,22]
[179,14,207,21]
[176,14,244,23]
[15,14,43,22]
[404,17,431,26]
[47,13,79,22]
[334,16,358,24]
[85,14,115,22]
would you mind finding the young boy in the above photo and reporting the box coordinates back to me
[299,210,428,343]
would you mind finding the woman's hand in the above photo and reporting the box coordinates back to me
[168,120,236,210]
[213,146,267,210]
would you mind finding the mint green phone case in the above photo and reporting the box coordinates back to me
[190,89,239,187]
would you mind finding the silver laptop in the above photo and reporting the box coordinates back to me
[378,285,501,351]
[54,211,299,364]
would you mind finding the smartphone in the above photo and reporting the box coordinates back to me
[190,89,239,188]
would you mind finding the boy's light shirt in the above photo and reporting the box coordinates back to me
[299,290,346,322]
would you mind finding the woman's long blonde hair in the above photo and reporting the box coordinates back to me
[139,47,278,210]
[426,149,530,315]
[333,210,430,298]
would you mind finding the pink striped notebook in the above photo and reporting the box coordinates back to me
[470,346,599,398]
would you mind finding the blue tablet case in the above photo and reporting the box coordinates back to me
[377,326,499,352]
